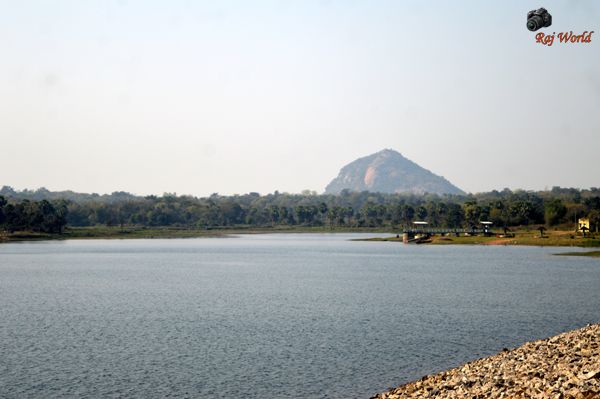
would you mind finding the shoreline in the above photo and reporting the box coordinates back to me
[0,226,393,243]
[2,227,600,250]
[371,323,600,399]
[356,232,600,249]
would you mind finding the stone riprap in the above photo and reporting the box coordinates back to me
[372,324,600,399]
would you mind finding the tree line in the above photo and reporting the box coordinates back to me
[0,196,68,234]
[3,186,599,233]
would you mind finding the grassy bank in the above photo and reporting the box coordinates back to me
[0,227,224,242]
[358,229,600,248]
[0,225,393,242]
[3,226,600,248]
[554,251,600,257]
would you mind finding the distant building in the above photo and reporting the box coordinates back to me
[480,221,493,235]
[578,218,590,232]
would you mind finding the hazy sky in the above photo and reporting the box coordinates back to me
[1,0,598,196]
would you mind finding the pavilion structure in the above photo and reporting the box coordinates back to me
[480,221,493,236]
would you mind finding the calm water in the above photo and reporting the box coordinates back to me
[1,234,599,398]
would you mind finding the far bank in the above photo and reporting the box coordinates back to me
[357,229,600,248]
[2,226,600,249]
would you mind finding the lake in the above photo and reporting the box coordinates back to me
[1,234,599,398]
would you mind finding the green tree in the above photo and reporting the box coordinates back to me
[463,201,481,228]
[416,206,428,221]
[401,205,415,226]
[0,195,7,227]
[589,210,600,233]
[544,199,567,226]
[441,203,464,228]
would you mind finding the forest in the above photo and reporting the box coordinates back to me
[0,196,68,234]
[1,186,600,234]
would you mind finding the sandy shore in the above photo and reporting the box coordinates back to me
[371,324,600,399]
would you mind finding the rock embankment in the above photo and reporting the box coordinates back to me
[372,323,600,399]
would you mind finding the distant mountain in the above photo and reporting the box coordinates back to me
[324,149,464,195]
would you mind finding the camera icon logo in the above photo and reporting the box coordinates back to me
[527,8,552,31]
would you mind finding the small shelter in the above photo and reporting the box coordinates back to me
[412,221,429,233]
[480,221,493,235]
[405,221,429,242]
[578,218,590,232]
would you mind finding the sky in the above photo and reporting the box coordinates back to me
[0,0,598,196]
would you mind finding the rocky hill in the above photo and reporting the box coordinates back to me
[325,149,464,195]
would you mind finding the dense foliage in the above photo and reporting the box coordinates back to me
[3,186,600,233]
[0,196,68,233]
